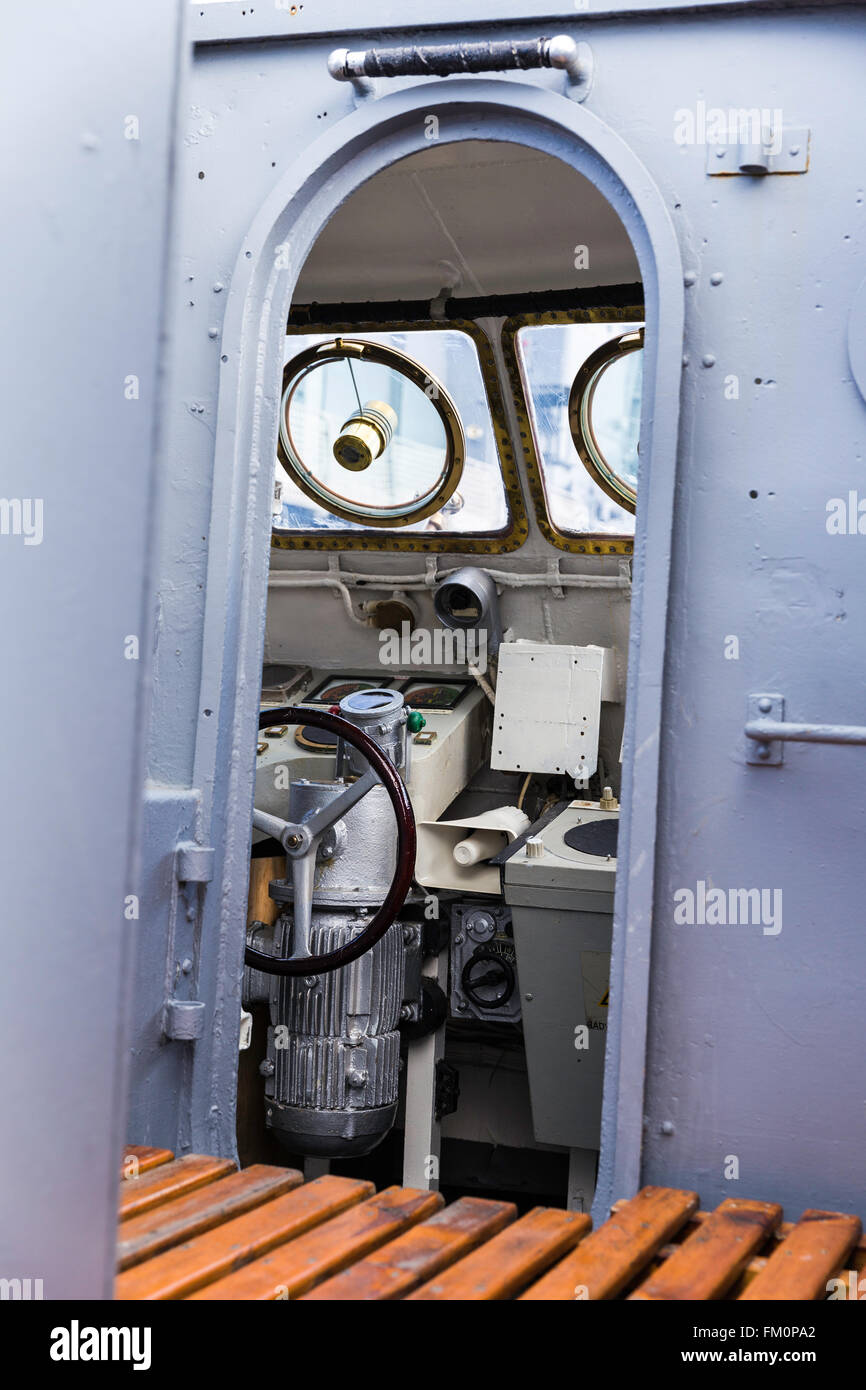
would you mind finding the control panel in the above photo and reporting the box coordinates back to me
[255,669,490,833]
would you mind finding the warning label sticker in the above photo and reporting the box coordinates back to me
[581,951,611,1031]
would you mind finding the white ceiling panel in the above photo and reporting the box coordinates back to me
[294,139,640,303]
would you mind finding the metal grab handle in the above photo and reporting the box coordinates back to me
[745,693,866,765]
[745,720,866,746]
[328,35,585,83]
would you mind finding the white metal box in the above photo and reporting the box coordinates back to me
[491,642,616,780]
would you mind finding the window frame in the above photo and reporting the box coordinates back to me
[501,305,645,556]
[272,317,529,555]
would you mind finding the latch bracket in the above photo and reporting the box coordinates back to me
[745,692,866,765]
[708,126,810,177]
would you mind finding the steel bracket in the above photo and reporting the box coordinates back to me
[707,126,810,177]
[745,693,785,765]
[746,692,866,765]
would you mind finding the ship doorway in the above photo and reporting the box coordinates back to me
[210,84,684,1220]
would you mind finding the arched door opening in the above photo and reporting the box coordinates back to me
[217,102,682,1221]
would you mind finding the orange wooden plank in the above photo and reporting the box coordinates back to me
[190,1186,443,1300]
[118,1155,236,1221]
[629,1197,782,1301]
[118,1165,303,1271]
[115,1175,372,1300]
[408,1205,590,1301]
[303,1197,516,1301]
[520,1185,698,1301]
[121,1147,174,1177]
[738,1209,862,1301]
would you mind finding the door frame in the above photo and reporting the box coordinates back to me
[192,78,684,1220]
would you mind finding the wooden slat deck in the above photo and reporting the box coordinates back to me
[118,1165,303,1271]
[118,1155,236,1221]
[122,1146,174,1177]
[116,1151,864,1300]
[190,1186,443,1300]
[628,1198,783,1301]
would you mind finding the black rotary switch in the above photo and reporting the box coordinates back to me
[461,945,516,1011]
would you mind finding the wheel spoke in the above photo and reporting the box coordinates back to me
[302,766,379,838]
[252,807,303,849]
[288,846,318,961]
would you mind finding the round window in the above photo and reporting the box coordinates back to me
[567,328,643,515]
[278,338,465,527]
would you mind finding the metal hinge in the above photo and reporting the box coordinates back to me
[164,840,214,1040]
[175,841,215,883]
[164,999,206,1041]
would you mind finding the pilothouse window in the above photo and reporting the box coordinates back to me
[274,327,511,536]
[515,319,643,537]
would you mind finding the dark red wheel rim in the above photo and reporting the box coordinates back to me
[244,705,416,976]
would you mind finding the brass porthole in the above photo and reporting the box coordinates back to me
[567,328,643,516]
[278,337,465,528]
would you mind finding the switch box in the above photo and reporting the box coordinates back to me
[491,642,616,780]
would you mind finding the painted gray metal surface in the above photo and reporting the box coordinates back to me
[0,2,186,1297]
[126,789,204,1146]
[628,13,866,1221]
[7,0,858,1300]
[137,0,688,1186]
[511,900,613,1149]
[148,5,866,1227]
[190,0,861,47]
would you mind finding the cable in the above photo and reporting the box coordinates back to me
[345,354,363,415]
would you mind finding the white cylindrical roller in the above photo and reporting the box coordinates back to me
[452,829,506,867]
